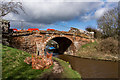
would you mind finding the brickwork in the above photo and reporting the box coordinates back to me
[1,19,94,55]
[9,30,94,55]
[1,19,10,45]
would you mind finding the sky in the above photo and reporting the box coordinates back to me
[3,0,119,31]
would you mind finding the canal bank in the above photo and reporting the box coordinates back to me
[76,40,119,62]
[37,57,81,80]
[2,45,82,79]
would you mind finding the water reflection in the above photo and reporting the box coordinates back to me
[57,55,119,78]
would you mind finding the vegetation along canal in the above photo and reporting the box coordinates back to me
[46,39,118,78]
[56,54,118,78]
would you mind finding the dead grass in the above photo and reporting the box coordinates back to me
[77,40,119,61]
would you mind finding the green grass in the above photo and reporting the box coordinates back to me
[81,41,97,48]
[0,44,2,80]
[1,44,82,79]
[53,57,81,79]
[2,45,53,80]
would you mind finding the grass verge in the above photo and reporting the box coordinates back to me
[53,57,81,79]
[77,41,118,61]
[2,45,53,80]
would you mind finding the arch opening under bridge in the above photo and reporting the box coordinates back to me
[44,37,76,55]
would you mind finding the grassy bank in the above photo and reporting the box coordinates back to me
[53,57,81,79]
[2,45,53,80]
[76,41,118,61]
[2,45,82,79]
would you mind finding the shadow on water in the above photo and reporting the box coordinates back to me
[55,54,119,78]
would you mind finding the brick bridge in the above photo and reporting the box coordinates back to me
[9,27,94,55]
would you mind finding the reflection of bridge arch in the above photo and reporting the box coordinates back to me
[43,36,76,55]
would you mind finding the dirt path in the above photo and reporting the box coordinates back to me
[35,60,64,80]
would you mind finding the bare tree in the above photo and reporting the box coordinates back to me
[0,0,24,18]
[97,7,118,39]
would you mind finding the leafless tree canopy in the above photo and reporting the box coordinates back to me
[0,0,24,18]
[97,7,119,39]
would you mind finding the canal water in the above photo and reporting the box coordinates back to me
[56,54,119,78]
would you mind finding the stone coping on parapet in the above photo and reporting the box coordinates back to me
[11,31,94,39]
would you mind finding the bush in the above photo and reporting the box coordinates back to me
[96,37,118,54]
[85,27,102,38]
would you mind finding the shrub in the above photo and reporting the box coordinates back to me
[85,27,102,38]
[95,37,118,54]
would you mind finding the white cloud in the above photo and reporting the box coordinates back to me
[10,2,87,23]
[3,0,117,24]
[3,13,20,20]
[106,0,120,2]
[81,14,92,21]
[19,2,106,24]
[95,8,108,19]
[20,0,103,2]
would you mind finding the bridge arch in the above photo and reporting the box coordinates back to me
[43,36,76,55]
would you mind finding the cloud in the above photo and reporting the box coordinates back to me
[95,8,108,18]
[20,0,102,2]
[94,2,118,19]
[17,2,105,24]
[20,2,87,24]
[106,0,119,2]
[3,0,117,25]
[78,2,117,21]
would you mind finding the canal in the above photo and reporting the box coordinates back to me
[56,54,119,78]
[45,40,119,78]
